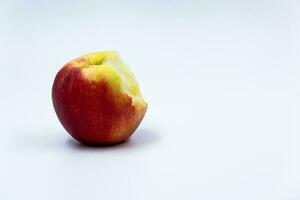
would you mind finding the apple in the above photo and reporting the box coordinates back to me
[52,51,147,145]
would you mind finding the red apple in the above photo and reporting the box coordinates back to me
[52,51,147,145]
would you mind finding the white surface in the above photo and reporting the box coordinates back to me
[0,0,300,199]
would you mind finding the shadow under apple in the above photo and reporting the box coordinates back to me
[65,127,161,151]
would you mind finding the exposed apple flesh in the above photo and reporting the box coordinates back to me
[52,52,147,145]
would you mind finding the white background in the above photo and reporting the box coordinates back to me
[0,0,299,199]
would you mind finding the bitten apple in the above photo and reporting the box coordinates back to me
[52,51,147,145]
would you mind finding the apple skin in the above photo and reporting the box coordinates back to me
[52,56,147,145]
